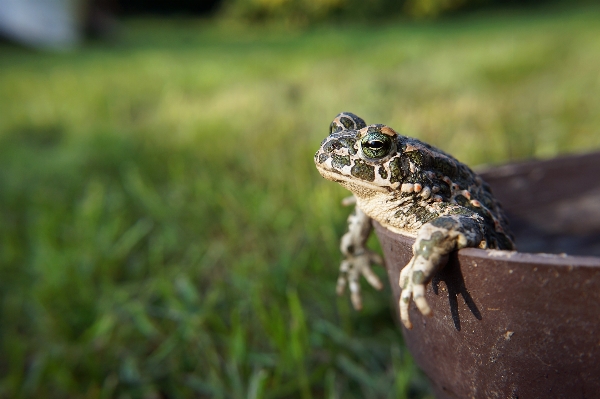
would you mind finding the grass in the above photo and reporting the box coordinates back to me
[1,5,600,398]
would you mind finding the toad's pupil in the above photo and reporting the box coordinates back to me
[367,140,384,149]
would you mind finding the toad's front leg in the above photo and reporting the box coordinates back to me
[337,199,383,310]
[399,214,485,329]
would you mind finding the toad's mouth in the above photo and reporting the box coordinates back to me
[316,164,390,194]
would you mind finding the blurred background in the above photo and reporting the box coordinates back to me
[0,0,599,398]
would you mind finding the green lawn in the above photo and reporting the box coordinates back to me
[1,5,599,398]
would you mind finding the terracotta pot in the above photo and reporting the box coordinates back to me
[375,151,600,399]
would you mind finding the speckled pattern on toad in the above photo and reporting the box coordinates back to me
[315,112,515,329]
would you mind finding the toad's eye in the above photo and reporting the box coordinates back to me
[360,132,393,159]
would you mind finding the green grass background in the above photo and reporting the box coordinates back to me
[1,5,600,398]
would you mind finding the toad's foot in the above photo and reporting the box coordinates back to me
[337,249,383,310]
[399,215,485,329]
[337,204,383,310]
[399,253,444,329]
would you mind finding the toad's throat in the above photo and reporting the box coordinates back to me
[316,166,390,195]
